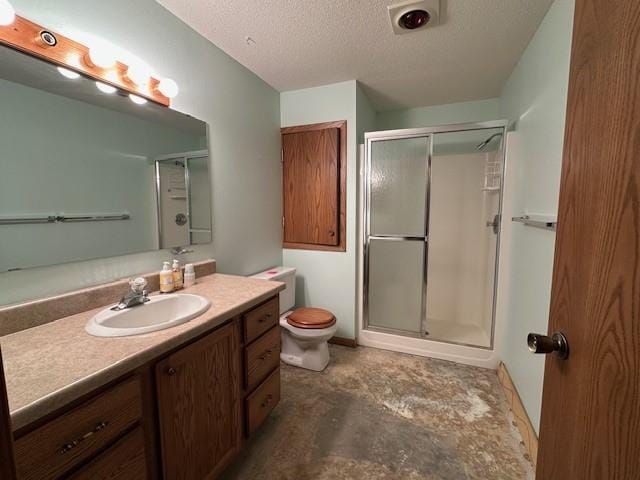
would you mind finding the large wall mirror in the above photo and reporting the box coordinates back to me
[0,45,212,273]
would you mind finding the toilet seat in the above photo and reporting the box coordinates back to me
[286,307,336,329]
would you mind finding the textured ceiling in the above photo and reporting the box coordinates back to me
[157,0,554,111]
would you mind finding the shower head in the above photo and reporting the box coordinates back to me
[476,133,503,151]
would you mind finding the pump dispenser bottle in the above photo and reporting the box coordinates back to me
[172,259,183,290]
[160,261,174,293]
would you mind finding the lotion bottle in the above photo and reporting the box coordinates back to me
[183,263,196,288]
[172,259,183,290]
[159,261,174,293]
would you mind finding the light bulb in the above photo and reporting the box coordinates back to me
[157,78,179,98]
[88,44,116,69]
[126,64,150,86]
[57,67,80,79]
[0,0,15,26]
[129,94,147,105]
[96,81,116,94]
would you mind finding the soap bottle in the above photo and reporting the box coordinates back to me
[183,263,196,288]
[160,261,174,293]
[172,259,183,290]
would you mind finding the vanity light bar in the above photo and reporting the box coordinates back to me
[0,13,176,106]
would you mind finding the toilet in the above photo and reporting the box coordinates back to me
[251,267,338,371]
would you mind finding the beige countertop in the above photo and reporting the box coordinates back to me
[1,273,284,431]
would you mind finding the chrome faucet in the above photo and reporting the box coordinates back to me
[111,277,150,311]
[170,246,194,255]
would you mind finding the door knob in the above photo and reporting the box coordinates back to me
[527,332,569,359]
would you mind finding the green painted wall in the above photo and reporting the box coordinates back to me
[497,0,575,433]
[280,81,360,339]
[356,83,377,143]
[375,98,501,131]
[1,0,282,305]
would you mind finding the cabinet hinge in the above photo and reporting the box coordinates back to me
[282,216,285,228]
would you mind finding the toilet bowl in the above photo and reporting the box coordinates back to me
[279,308,338,371]
[250,266,338,372]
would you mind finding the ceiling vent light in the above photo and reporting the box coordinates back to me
[388,0,440,35]
[399,10,430,30]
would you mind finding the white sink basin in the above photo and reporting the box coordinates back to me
[85,294,211,337]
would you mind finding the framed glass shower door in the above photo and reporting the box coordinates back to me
[363,122,507,350]
[364,135,430,336]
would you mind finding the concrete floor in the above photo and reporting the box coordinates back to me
[222,345,533,480]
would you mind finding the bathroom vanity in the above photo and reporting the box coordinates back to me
[0,269,283,479]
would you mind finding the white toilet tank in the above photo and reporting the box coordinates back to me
[250,266,296,314]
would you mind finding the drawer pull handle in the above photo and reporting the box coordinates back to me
[60,421,109,454]
[167,367,177,376]
[258,314,272,323]
[261,394,273,408]
[259,349,273,361]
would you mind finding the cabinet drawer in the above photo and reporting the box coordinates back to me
[15,376,142,480]
[66,427,147,480]
[245,326,280,391]
[246,368,280,436]
[243,296,279,344]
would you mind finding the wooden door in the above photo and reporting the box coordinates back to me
[0,347,16,480]
[156,321,241,480]
[537,1,640,478]
[282,121,346,251]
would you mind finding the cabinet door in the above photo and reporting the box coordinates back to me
[155,321,241,480]
[282,121,346,251]
[0,348,16,480]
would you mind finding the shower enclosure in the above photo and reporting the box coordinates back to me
[361,121,506,361]
[155,150,212,249]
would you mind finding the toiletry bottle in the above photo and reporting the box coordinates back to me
[160,261,174,293]
[172,259,183,290]
[184,263,196,288]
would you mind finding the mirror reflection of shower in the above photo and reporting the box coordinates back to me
[155,151,212,249]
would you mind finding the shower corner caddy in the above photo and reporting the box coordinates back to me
[482,156,502,192]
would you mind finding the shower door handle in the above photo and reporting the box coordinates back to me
[486,214,500,234]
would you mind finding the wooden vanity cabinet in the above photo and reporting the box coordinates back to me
[155,320,242,480]
[9,294,282,480]
[14,376,144,480]
[65,427,147,480]
[241,296,281,437]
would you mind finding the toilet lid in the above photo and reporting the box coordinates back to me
[287,308,336,329]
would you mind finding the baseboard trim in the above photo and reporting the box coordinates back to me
[497,362,538,469]
[329,336,357,348]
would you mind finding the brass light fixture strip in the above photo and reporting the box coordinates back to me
[0,15,170,107]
